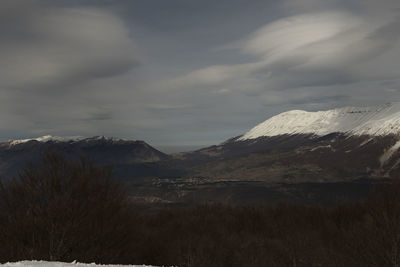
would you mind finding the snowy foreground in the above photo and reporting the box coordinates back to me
[0,261,155,267]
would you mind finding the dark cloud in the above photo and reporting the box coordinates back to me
[0,2,137,91]
[84,111,113,122]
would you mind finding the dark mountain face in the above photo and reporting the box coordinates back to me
[173,133,400,183]
[118,133,394,206]
[0,137,171,179]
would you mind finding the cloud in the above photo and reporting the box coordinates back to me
[0,1,140,139]
[242,12,361,61]
[0,2,137,91]
[164,9,400,99]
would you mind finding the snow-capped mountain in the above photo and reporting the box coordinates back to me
[0,136,172,179]
[3,135,130,146]
[174,103,400,185]
[239,102,400,140]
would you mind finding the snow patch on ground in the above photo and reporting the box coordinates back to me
[358,137,374,148]
[379,140,400,166]
[310,145,332,152]
[0,261,154,267]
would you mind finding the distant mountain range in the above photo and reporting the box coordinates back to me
[2,103,400,205]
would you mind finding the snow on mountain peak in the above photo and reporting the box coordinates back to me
[8,135,85,146]
[238,103,400,141]
[5,135,130,146]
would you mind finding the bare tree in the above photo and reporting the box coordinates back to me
[0,152,136,263]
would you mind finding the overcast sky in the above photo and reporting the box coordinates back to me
[1,0,400,152]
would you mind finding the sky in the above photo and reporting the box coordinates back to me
[1,0,400,152]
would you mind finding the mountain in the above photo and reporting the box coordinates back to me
[175,103,400,183]
[3,103,400,206]
[0,135,173,179]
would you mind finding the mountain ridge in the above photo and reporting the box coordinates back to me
[1,135,136,147]
[0,136,171,179]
